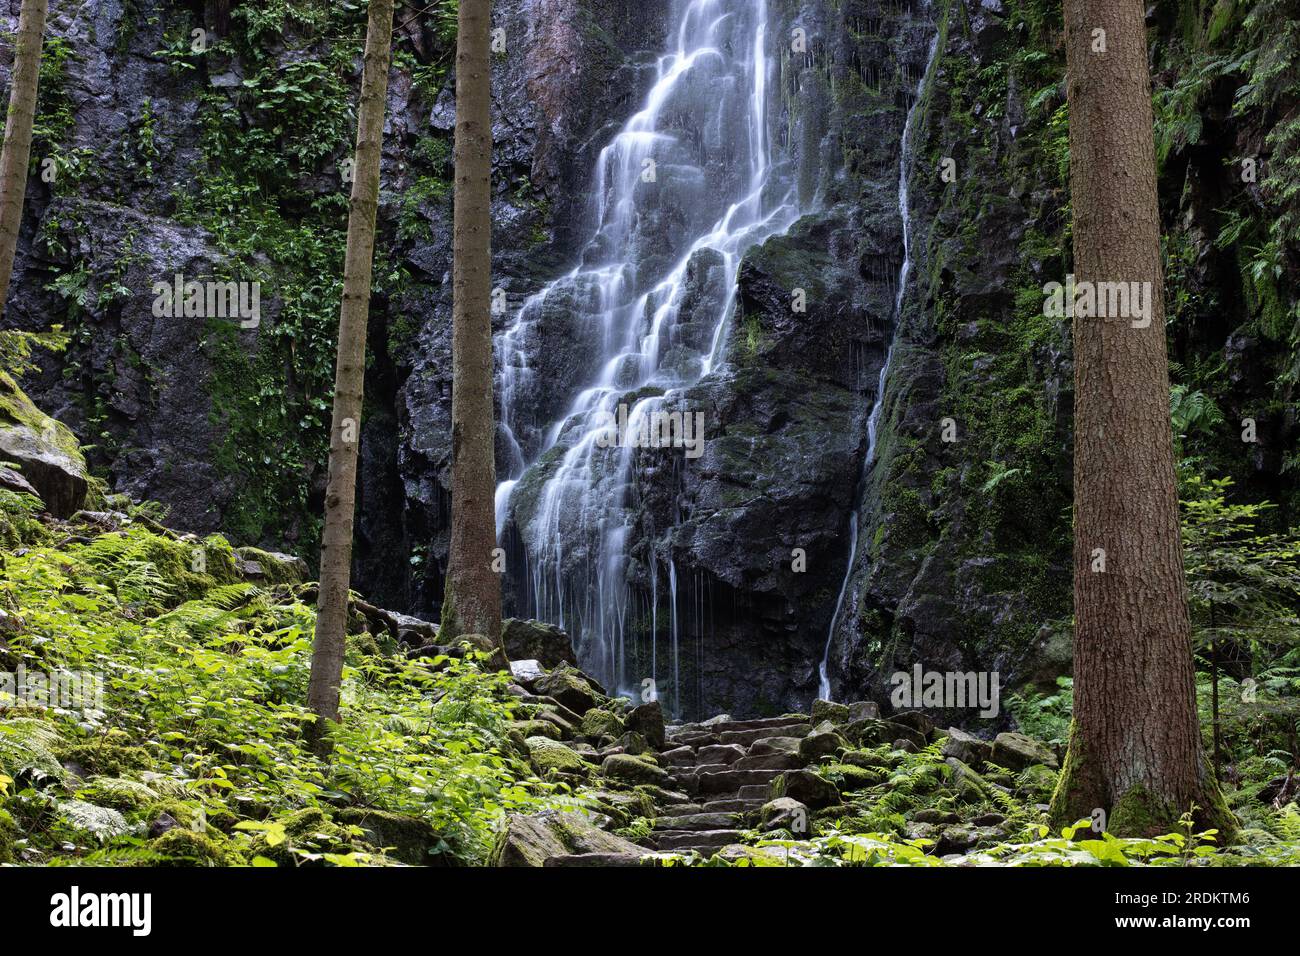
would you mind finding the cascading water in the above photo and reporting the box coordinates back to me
[495,0,801,706]
[817,30,939,703]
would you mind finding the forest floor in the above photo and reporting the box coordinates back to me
[1,488,1298,867]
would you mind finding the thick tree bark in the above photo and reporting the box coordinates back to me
[1050,0,1232,837]
[306,0,395,753]
[443,0,504,655]
[0,0,48,316]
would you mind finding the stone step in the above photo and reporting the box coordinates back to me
[737,784,772,801]
[664,732,719,749]
[719,724,811,747]
[696,768,784,795]
[654,829,745,852]
[732,751,806,772]
[655,803,706,818]
[704,716,810,735]
[660,746,697,767]
[701,797,768,814]
[653,811,739,832]
[697,743,746,765]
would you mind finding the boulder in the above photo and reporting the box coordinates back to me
[0,372,90,517]
[624,700,666,749]
[502,618,577,668]
[579,708,624,739]
[760,797,811,835]
[942,727,993,766]
[525,737,589,775]
[509,659,546,683]
[847,701,880,721]
[770,770,840,809]
[991,732,1059,770]
[945,757,993,801]
[336,808,443,866]
[489,810,645,867]
[798,720,847,761]
[811,699,850,724]
[533,662,598,714]
[889,710,936,739]
[600,753,669,786]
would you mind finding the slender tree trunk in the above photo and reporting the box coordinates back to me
[442,0,504,657]
[306,0,395,754]
[0,0,48,316]
[1050,0,1232,837]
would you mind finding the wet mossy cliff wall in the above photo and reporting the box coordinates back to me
[3,0,1297,718]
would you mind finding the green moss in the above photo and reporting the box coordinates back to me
[151,828,245,867]
[54,743,153,777]
[0,808,15,864]
[336,807,442,866]
[0,371,87,465]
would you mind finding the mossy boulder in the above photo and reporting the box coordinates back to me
[771,769,840,809]
[533,662,598,714]
[336,808,444,866]
[234,547,307,584]
[249,807,355,865]
[489,809,646,866]
[502,618,577,668]
[579,708,624,739]
[799,720,848,761]
[811,700,850,724]
[819,762,884,792]
[525,736,590,775]
[76,776,160,811]
[152,828,245,866]
[600,753,669,786]
[942,728,993,767]
[55,743,153,777]
[0,371,89,517]
[991,732,1058,771]
[624,700,666,749]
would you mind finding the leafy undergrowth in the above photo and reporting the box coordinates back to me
[0,489,565,867]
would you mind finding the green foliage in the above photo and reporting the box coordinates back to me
[0,512,562,866]
[1006,677,1074,747]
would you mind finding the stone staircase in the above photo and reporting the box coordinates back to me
[639,716,812,855]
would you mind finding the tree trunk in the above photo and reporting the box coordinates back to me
[0,0,48,315]
[1050,0,1232,838]
[442,0,504,656]
[306,0,395,754]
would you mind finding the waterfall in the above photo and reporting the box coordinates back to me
[494,0,801,706]
[817,30,940,703]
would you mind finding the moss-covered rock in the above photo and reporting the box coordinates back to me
[55,743,153,777]
[600,753,668,786]
[152,828,245,866]
[579,708,624,739]
[336,808,443,866]
[525,736,590,775]
[0,371,90,517]
[489,809,646,866]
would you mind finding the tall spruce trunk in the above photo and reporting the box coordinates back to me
[0,0,48,315]
[1050,0,1232,837]
[442,0,504,654]
[306,0,395,753]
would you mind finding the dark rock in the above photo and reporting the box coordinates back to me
[625,700,666,750]
[991,732,1059,770]
[770,770,840,809]
[533,662,598,714]
[942,727,993,766]
[760,797,811,835]
[0,373,90,517]
[600,753,669,786]
[502,618,577,668]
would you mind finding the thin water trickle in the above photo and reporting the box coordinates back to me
[818,30,939,704]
